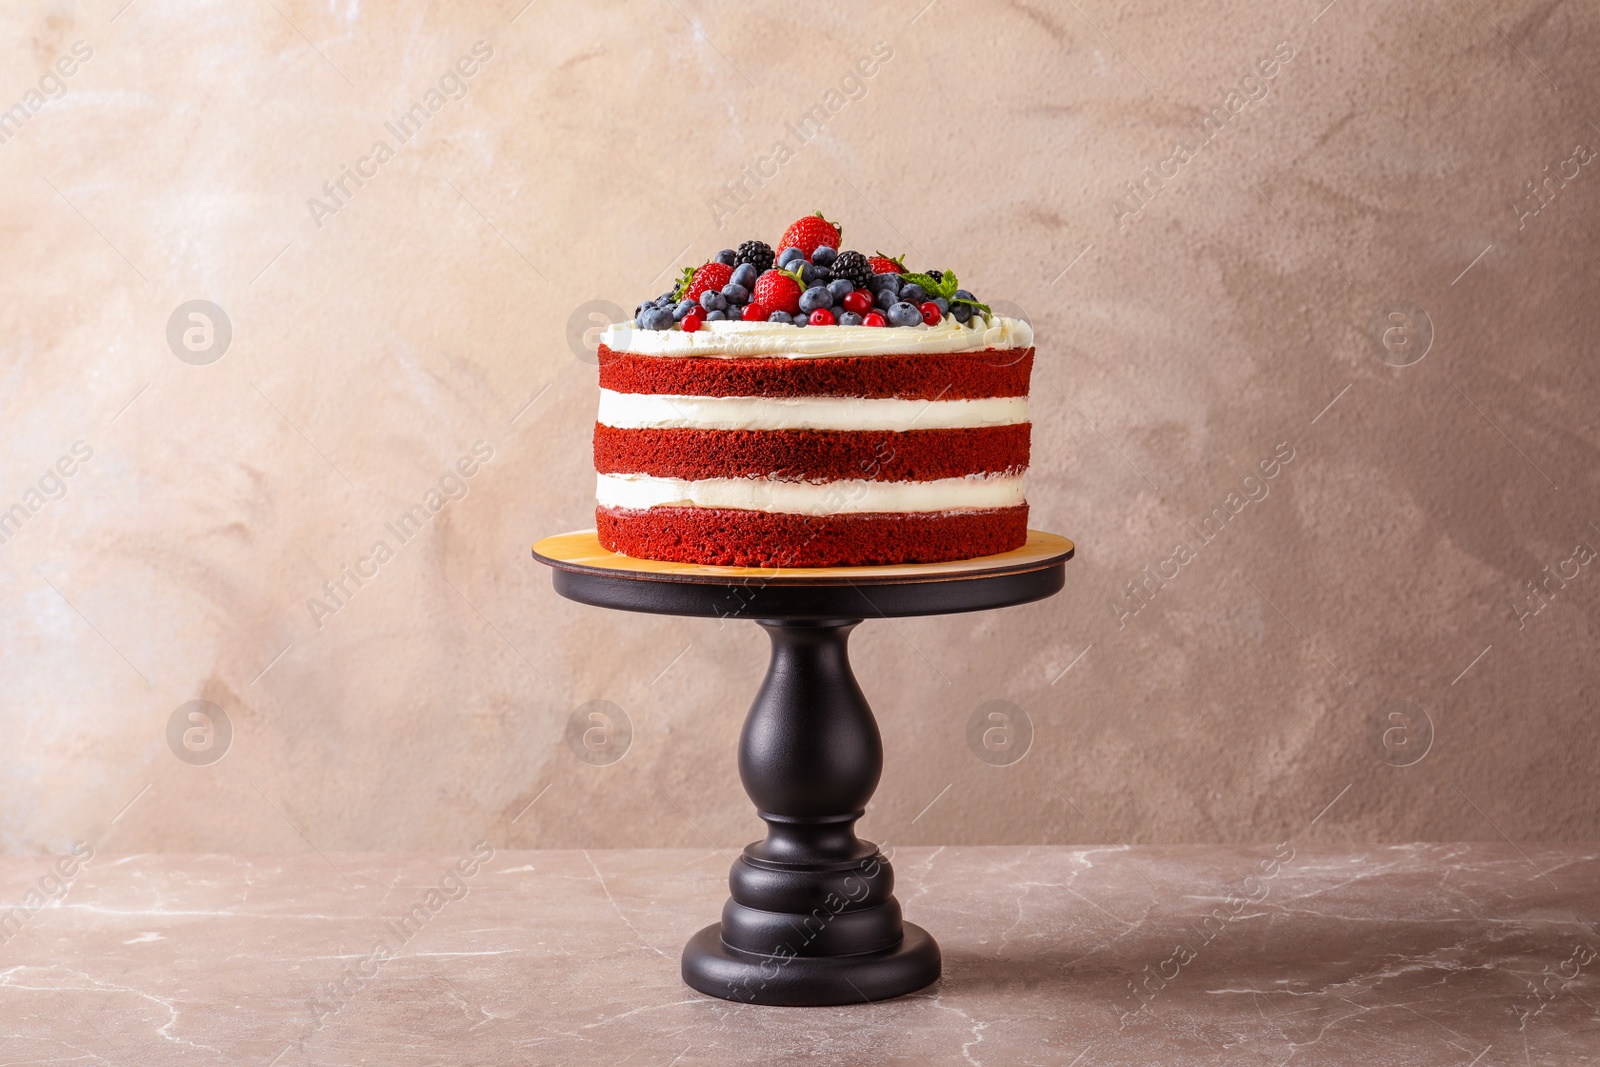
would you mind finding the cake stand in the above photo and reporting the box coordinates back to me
[532,529,1074,1006]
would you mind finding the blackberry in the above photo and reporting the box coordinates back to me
[927,269,944,282]
[735,240,774,272]
[831,250,872,290]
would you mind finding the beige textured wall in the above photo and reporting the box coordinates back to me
[2,0,1596,856]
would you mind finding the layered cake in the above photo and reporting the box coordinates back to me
[594,212,1034,567]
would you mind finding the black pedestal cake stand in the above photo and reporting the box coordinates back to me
[532,529,1074,1006]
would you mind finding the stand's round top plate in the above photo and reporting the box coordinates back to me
[532,529,1074,621]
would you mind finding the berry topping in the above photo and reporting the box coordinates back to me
[753,269,802,315]
[626,219,996,332]
[637,307,673,330]
[677,261,733,303]
[798,286,833,314]
[886,301,922,327]
[841,289,873,315]
[831,250,873,289]
[735,240,774,273]
[778,211,841,259]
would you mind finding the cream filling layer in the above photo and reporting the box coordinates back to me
[599,316,1033,358]
[596,391,1028,432]
[596,472,1027,515]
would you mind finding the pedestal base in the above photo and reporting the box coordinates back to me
[682,922,941,1006]
[532,529,1073,1007]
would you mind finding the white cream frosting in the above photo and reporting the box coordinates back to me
[599,316,1033,359]
[596,391,1028,432]
[596,472,1026,515]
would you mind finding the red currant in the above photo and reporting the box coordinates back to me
[681,313,703,333]
[842,290,873,315]
[742,303,769,321]
[862,312,887,327]
[808,308,835,326]
[919,301,942,326]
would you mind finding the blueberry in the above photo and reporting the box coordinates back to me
[715,249,736,266]
[837,311,863,326]
[953,288,975,301]
[647,308,675,330]
[899,282,927,305]
[767,311,793,325]
[811,245,837,267]
[887,301,923,327]
[827,278,853,303]
[730,263,758,289]
[674,300,696,320]
[778,247,805,267]
[869,272,899,291]
[874,287,897,311]
[791,314,808,328]
[934,297,949,315]
[799,286,833,313]
[798,262,830,287]
[699,291,727,311]
[658,291,675,305]
[721,283,750,303]
[950,302,972,323]
[705,309,726,321]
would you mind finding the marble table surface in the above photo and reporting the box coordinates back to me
[2,844,1596,1066]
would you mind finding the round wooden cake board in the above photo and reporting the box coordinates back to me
[532,528,1074,586]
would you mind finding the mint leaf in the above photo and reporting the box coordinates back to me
[901,270,960,299]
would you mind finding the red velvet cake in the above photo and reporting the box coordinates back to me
[595,214,1034,567]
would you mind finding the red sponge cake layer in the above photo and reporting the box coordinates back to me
[596,505,1029,567]
[594,424,1031,482]
[598,347,1033,400]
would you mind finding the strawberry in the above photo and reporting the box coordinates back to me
[753,269,802,316]
[868,253,905,275]
[778,212,841,259]
[676,262,733,302]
